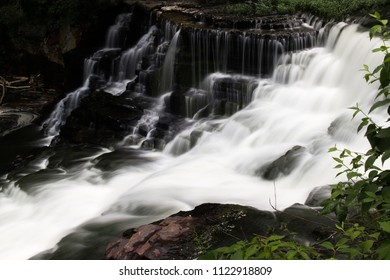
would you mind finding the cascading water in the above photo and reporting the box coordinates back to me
[160,29,181,94]
[105,13,133,48]
[42,13,135,138]
[117,26,157,81]
[0,15,385,260]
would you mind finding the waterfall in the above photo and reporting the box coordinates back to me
[189,25,317,86]
[117,26,157,81]
[160,29,181,94]
[105,13,132,48]
[0,19,385,260]
[42,85,90,137]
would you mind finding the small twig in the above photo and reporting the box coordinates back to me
[0,76,32,105]
[274,181,277,210]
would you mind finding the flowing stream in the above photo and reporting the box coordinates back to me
[0,15,384,259]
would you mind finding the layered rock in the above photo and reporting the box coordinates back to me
[105,202,335,260]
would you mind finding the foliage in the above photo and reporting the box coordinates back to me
[201,223,379,260]
[213,0,388,19]
[200,226,321,260]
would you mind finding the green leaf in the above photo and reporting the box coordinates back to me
[365,191,377,198]
[350,231,361,241]
[328,147,337,152]
[336,238,348,248]
[335,223,344,231]
[361,240,375,253]
[373,64,383,75]
[352,108,360,118]
[231,249,244,260]
[379,221,390,233]
[370,25,383,39]
[336,203,348,222]
[369,99,390,113]
[298,251,311,260]
[370,11,381,19]
[285,250,297,260]
[361,64,369,71]
[369,170,379,179]
[267,235,285,241]
[382,150,390,164]
[373,47,384,53]
[382,187,390,203]
[339,247,361,258]
[332,189,342,198]
[380,59,390,87]
[376,240,390,259]
[358,119,369,132]
[320,241,334,251]
[369,232,380,240]
[363,197,375,203]
[380,19,389,26]
[333,157,343,163]
[376,127,390,139]
[347,171,361,180]
[244,246,258,259]
[365,154,378,171]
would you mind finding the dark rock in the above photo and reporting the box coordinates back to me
[59,91,146,146]
[305,185,331,207]
[257,145,306,180]
[277,203,336,243]
[105,203,278,260]
[105,202,336,260]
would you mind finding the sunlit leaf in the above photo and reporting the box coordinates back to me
[379,221,390,233]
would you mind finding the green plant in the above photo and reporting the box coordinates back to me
[201,231,320,260]
[208,0,389,19]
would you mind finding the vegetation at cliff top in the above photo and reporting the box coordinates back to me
[204,0,389,19]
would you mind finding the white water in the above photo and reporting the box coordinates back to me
[118,26,157,80]
[0,23,385,259]
[105,13,132,48]
[42,83,89,137]
[160,29,181,93]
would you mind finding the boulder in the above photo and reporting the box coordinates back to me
[305,185,331,207]
[257,145,306,180]
[105,202,335,260]
[105,203,278,260]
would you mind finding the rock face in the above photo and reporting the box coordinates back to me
[257,145,307,180]
[0,1,131,88]
[305,185,332,207]
[105,203,335,260]
[59,90,146,145]
[105,203,278,259]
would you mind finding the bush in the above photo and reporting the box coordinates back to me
[211,0,389,19]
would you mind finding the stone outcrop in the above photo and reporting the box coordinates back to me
[257,145,307,180]
[105,202,335,260]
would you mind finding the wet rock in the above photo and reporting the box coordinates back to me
[105,203,278,260]
[305,185,331,207]
[59,90,146,145]
[277,203,336,243]
[105,202,336,260]
[257,145,306,180]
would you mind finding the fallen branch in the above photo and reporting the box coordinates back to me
[0,76,32,105]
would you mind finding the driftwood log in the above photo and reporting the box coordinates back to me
[0,76,32,105]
